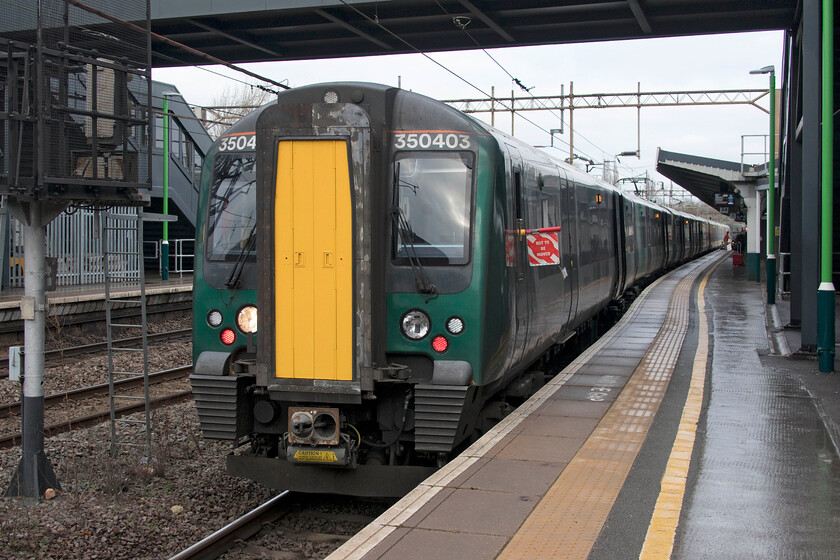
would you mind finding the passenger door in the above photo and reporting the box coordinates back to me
[508,146,529,364]
[612,191,626,300]
[562,176,579,326]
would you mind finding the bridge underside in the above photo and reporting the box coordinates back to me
[149,0,797,67]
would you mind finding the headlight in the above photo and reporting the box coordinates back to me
[401,310,430,340]
[446,316,465,335]
[236,305,258,333]
[207,309,223,328]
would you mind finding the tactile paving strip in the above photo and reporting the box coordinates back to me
[498,255,722,560]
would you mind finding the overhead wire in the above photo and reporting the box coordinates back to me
[430,0,641,176]
[334,0,611,164]
[337,0,647,179]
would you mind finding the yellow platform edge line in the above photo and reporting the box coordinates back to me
[637,257,725,560]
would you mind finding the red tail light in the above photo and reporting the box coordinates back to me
[432,335,448,353]
[221,329,236,345]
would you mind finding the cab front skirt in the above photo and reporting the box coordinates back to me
[226,452,436,497]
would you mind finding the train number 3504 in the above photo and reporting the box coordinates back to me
[394,132,472,150]
[219,134,257,152]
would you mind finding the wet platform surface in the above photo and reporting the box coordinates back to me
[675,258,840,558]
[329,252,840,560]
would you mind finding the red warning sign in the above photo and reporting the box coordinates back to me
[527,233,560,266]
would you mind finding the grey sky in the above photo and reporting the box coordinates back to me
[154,30,784,191]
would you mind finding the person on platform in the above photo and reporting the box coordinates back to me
[734,229,746,254]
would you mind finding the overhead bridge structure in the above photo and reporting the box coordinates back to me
[148,1,796,66]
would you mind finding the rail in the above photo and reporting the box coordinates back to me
[777,252,840,295]
[168,492,292,560]
[143,238,194,277]
[0,365,191,420]
[779,252,790,296]
[0,329,192,377]
[0,387,193,449]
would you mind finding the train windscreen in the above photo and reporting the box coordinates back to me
[394,152,473,265]
[206,153,257,262]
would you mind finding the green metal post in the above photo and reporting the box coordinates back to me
[766,72,776,304]
[161,95,170,281]
[817,0,834,373]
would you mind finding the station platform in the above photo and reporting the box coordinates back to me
[0,275,192,331]
[328,251,840,560]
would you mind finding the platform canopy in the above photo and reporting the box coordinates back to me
[149,0,797,67]
[655,148,763,220]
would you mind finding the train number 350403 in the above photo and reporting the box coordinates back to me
[393,132,472,150]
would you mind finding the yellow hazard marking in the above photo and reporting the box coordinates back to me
[638,257,724,559]
[293,449,339,463]
[275,140,353,381]
[498,254,727,560]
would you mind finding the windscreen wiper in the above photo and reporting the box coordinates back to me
[391,162,437,296]
[225,222,257,289]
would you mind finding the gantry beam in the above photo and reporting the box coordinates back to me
[443,88,771,114]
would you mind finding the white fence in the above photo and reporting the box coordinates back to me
[3,205,194,289]
[8,207,141,288]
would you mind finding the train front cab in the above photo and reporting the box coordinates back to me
[244,98,405,495]
[223,86,495,496]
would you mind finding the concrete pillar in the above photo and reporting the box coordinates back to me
[741,184,761,282]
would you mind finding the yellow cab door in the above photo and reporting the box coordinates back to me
[274,140,353,381]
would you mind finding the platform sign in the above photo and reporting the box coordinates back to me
[527,233,560,266]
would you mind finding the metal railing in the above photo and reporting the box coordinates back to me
[142,238,194,278]
[777,252,840,296]
[173,238,194,276]
[2,207,196,288]
[741,134,769,175]
[779,252,790,296]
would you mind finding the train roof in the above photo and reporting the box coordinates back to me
[208,82,729,232]
[214,81,467,138]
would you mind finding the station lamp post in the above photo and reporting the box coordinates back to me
[750,65,776,305]
[817,0,834,373]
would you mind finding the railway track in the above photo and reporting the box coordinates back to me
[0,365,191,420]
[168,493,385,560]
[0,328,192,378]
[169,492,293,560]
[0,366,193,449]
[0,299,193,337]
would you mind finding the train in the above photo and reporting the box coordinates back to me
[189,82,728,497]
